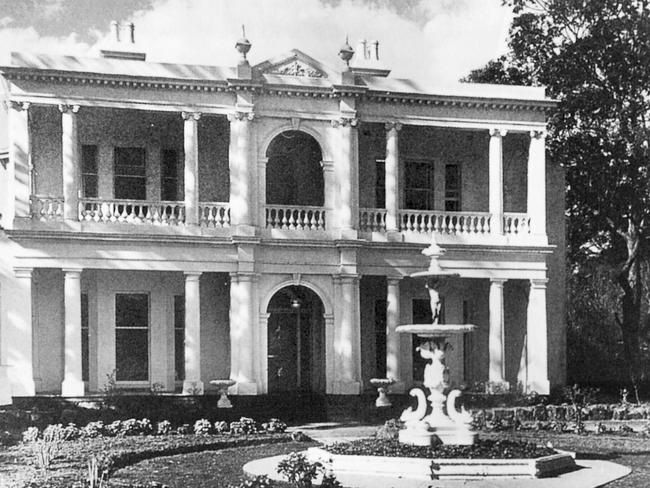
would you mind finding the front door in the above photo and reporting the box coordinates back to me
[268,309,312,392]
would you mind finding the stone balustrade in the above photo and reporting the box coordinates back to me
[359,208,387,232]
[265,205,326,230]
[199,202,230,228]
[79,198,185,225]
[504,213,531,234]
[30,195,64,221]
[399,210,492,234]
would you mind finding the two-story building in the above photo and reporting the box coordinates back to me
[0,26,564,406]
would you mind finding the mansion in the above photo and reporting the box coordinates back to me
[0,26,563,405]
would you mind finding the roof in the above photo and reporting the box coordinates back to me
[0,49,552,105]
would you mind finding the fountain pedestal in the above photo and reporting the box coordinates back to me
[397,324,477,446]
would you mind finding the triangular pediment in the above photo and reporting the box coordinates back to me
[254,49,336,79]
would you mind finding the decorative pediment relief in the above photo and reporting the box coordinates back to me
[268,60,325,78]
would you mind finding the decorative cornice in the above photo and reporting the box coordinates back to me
[330,117,358,128]
[181,111,201,121]
[5,100,30,111]
[227,111,255,122]
[530,278,549,288]
[58,103,80,114]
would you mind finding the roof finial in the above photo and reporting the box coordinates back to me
[235,24,252,64]
[338,34,354,67]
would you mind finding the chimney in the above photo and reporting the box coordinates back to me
[100,21,146,61]
[349,38,390,77]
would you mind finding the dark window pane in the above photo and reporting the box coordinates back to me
[162,150,177,178]
[161,178,178,201]
[82,145,98,174]
[114,176,147,200]
[115,294,149,328]
[405,161,434,210]
[83,175,98,199]
[116,329,149,381]
[174,295,185,381]
[375,160,386,208]
[445,164,461,211]
[115,148,146,200]
[81,294,89,382]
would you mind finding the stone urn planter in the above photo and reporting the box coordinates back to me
[370,378,396,407]
[210,379,236,408]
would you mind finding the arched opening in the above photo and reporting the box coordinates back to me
[267,285,326,393]
[266,131,324,206]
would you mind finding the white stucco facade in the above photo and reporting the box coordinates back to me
[0,37,564,405]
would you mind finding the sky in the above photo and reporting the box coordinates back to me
[0,0,513,85]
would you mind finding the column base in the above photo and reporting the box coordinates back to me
[228,381,258,395]
[182,380,205,395]
[330,380,361,395]
[526,379,550,395]
[386,230,403,242]
[61,378,85,397]
[0,366,12,405]
[333,229,358,240]
[232,224,257,237]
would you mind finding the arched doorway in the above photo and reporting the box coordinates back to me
[266,131,324,206]
[267,285,326,393]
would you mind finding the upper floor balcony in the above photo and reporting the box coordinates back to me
[4,103,550,247]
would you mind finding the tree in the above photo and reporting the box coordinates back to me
[466,0,650,394]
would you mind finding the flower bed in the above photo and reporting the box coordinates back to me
[326,437,555,459]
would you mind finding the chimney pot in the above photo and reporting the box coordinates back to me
[373,40,379,60]
[128,22,135,44]
[111,20,120,42]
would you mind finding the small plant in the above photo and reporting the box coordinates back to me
[87,454,112,488]
[230,417,259,435]
[214,420,230,434]
[176,423,191,435]
[156,420,172,435]
[22,426,40,443]
[194,418,213,435]
[320,473,342,488]
[276,452,324,488]
[562,384,599,433]
[102,369,120,396]
[150,382,165,394]
[27,424,67,476]
[229,475,275,488]
[262,418,287,434]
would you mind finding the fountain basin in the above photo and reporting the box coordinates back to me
[306,446,577,480]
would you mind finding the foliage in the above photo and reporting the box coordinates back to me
[276,452,323,488]
[28,424,67,475]
[260,418,287,434]
[327,437,555,459]
[465,0,650,389]
[230,417,260,435]
[214,420,230,434]
[86,454,113,488]
[375,418,404,440]
[193,419,213,436]
[229,475,275,488]
[156,420,172,436]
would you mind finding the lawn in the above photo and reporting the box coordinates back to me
[1,428,648,487]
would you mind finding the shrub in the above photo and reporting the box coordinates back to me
[214,420,230,434]
[229,475,275,488]
[231,417,259,435]
[156,420,172,435]
[62,423,81,441]
[105,420,123,436]
[262,418,287,434]
[194,418,213,435]
[137,418,153,435]
[120,418,141,436]
[276,452,323,488]
[176,424,191,435]
[22,426,39,443]
[81,421,105,438]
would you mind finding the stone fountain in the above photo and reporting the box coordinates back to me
[396,239,477,446]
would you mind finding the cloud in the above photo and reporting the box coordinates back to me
[0,0,512,84]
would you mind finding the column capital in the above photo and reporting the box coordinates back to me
[530,278,549,289]
[384,121,403,132]
[62,267,83,277]
[331,116,358,128]
[490,277,508,286]
[530,129,547,140]
[14,267,34,278]
[6,100,31,111]
[58,104,80,114]
[489,128,508,138]
[227,110,255,122]
[230,271,259,283]
[181,111,202,121]
[386,276,403,285]
[184,271,203,280]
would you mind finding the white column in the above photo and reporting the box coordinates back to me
[488,278,507,387]
[528,130,547,236]
[386,277,402,390]
[183,272,203,394]
[332,117,359,238]
[62,268,84,396]
[182,112,201,226]
[228,111,256,234]
[489,128,507,235]
[229,272,258,394]
[527,278,550,394]
[332,274,361,394]
[60,104,80,221]
[384,122,402,234]
[257,158,268,229]
[6,101,31,226]
[321,160,336,226]
[7,268,36,396]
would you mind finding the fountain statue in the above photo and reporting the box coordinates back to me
[396,238,477,446]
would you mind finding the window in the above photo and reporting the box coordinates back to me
[405,161,434,210]
[161,149,179,201]
[114,148,146,200]
[374,299,387,378]
[445,164,461,211]
[115,293,149,381]
[174,295,185,382]
[81,145,98,198]
[375,160,386,208]
[81,293,89,382]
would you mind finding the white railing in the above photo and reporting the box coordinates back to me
[31,195,64,221]
[504,213,531,234]
[265,205,326,230]
[399,210,491,234]
[79,199,185,225]
[359,208,387,232]
[199,202,230,228]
